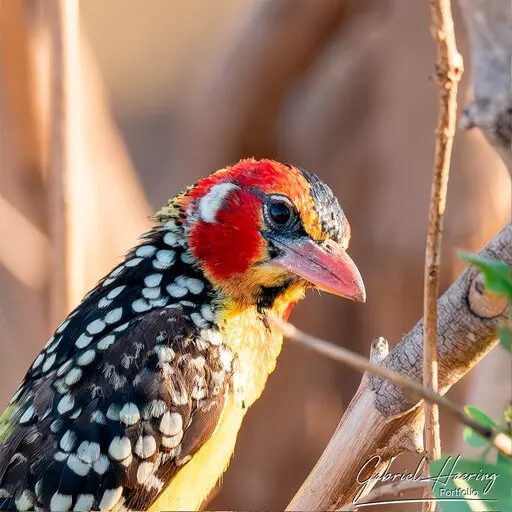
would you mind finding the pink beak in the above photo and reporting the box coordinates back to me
[271,238,366,302]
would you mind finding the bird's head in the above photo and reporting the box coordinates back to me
[157,158,365,316]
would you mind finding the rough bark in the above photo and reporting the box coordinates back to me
[458,0,512,174]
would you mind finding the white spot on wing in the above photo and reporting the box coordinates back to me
[199,182,238,223]
[31,353,44,370]
[145,273,163,287]
[57,394,75,415]
[134,435,157,459]
[74,494,94,511]
[177,454,192,466]
[54,451,68,462]
[137,461,155,484]
[9,387,23,404]
[43,336,55,349]
[97,335,116,351]
[19,406,35,424]
[57,360,73,377]
[108,436,131,460]
[181,251,196,264]
[132,298,152,313]
[125,257,143,267]
[190,312,207,329]
[201,304,214,321]
[46,337,61,353]
[42,353,56,373]
[107,286,126,299]
[98,487,123,510]
[166,283,187,298]
[87,319,105,335]
[153,253,175,270]
[14,490,35,511]
[98,297,113,308]
[59,430,76,452]
[93,454,109,475]
[162,430,183,449]
[159,411,183,436]
[91,410,106,425]
[106,403,121,421]
[136,245,157,258]
[77,349,96,366]
[77,441,101,464]
[64,367,82,386]
[119,403,140,425]
[185,278,204,295]
[105,307,123,324]
[109,266,125,278]
[163,232,177,246]
[150,297,169,307]
[143,287,161,299]
[67,454,91,476]
[75,333,93,349]
[56,319,70,334]
[50,492,72,511]
[148,399,167,418]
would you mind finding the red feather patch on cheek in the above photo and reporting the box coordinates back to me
[189,190,265,281]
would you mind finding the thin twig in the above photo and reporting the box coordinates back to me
[342,480,429,511]
[272,317,511,457]
[424,1,463,509]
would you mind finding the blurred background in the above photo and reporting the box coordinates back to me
[0,0,510,509]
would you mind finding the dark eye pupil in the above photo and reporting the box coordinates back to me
[269,201,291,225]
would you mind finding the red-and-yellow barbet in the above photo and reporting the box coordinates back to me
[0,159,365,511]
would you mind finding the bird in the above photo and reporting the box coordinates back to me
[0,158,365,512]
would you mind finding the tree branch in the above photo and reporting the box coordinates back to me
[285,223,511,511]
[273,322,511,456]
[458,0,512,175]
[423,2,463,509]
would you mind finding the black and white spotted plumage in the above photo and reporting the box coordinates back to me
[0,225,233,512]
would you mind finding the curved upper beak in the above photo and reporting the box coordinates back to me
[270,237,366,303]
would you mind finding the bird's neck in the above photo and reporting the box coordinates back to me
[215,283,304,408]
[103,221,301,409]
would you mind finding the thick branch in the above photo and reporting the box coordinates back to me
[458,0,512,174]
[373,223,511,414]
[286,223,511,511]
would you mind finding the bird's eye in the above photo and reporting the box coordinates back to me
[265,195,296,228]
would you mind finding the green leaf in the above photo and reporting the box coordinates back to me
[459,251,512,301]
[496,450,511,469]
[430,456,512,512]
[463,406,496,448]
[499,324,512,353]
